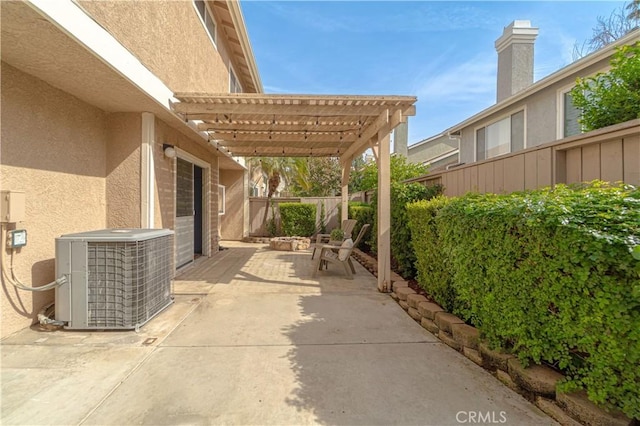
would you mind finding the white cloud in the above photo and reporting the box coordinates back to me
[261,2,505,34]
[534,29,578,81]
[415,52,496,104]
[262,3,353,32]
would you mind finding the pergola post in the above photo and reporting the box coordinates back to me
[377,129,391,292]
[341,158,351,222]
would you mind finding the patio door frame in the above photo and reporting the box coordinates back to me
[173,148,211,269]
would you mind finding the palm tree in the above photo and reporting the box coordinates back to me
[291,158,312,195]
[247,157,294,235]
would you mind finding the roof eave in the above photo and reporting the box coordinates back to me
[226,0,263,93]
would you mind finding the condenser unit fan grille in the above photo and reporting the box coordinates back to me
[87,235,172,328]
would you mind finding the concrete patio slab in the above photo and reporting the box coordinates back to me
[1,241,556,425]
[163,292,439,347]
[82,343,552,426]
[2,345,151,425]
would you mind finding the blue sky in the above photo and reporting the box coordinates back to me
[240,1,627,145]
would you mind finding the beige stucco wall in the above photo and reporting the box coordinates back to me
[106,113,141,228]
[1,62,108,338]
[78,0,235,93]
[219,169,246,240]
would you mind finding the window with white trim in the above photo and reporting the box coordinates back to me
[229,67,242,93]
[194,0,216,48]
[562,90,582,138]
[475,110,525,161]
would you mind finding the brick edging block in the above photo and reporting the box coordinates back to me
[394,286,416,301]
[417,301,444,320]
[434,312,464,334]
[507,358,563,397]
[406,294,428,309]
[451,323,479,350]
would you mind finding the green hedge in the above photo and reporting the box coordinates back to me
[348,202,374,250]
[371,183,443,279]
[408,183,640,419]
[279,203,317,237]
[406,196,456,310]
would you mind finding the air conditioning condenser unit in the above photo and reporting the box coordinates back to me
[55,228,174,330]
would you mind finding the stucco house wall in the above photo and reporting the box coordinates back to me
[219,169,246,240]
[456,42,623,165]
[106,113,142,228]
[78,0,237,93]
[407,134,458,169]
[1,0,258,338]
[1,63,109,337]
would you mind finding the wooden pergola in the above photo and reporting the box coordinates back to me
[171,93,417,292]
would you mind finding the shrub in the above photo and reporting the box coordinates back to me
[571,41,640,132]
[348,202,374,250]
[329,228,344,241]
[279,203,317,237]
[407,196,456,310]
[319,201,327,234]
[266,200,279,236]
[371,182,443,279]
[422,182,640,419]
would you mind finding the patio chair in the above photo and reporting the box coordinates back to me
[311,219,357,259]
[312,224,370,280]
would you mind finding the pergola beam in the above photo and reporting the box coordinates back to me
[173,102,393,117]
[340,110,389,164]
[222,149,345,157]
[197,122,364,132]
[340,108,405,164]
[219,140,348,148]
[209,132,358,143]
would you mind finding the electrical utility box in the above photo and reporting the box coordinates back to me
[1,191,26,223]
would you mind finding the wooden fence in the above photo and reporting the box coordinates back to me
[249,196,342,236]
[409,119,640,196]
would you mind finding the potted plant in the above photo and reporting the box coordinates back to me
[329,228,344,244]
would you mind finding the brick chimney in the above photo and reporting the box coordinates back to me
[495,20,539,102]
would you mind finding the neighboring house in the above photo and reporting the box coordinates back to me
[406,133,460,171]
[450,22,639,164]
[0,0,261,338]
[408,21,639,168]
